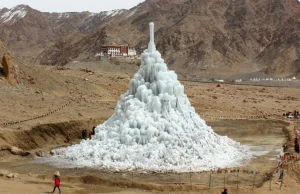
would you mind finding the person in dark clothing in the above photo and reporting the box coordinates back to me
[84,129,88,140]
[278,169,284,182]
[283,144,288,152]
[92,126,96,135]
[82,129,88,140]
[81,129,85,140]
[221,188,228,194]
[295,137,299,153]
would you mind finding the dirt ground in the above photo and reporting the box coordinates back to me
[0,61,300,193]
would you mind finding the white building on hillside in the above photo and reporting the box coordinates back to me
[101,45,137,57]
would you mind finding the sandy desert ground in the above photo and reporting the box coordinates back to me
[0,61,300,193]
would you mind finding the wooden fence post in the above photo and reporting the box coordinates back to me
[131,171,134,186]
[269,176,272,191]
[236,170,240,189]
[189,167,192,189]
[166,172,169,190]
[223,172,226,189]
[252,173,256,189]
[209,173,212,189]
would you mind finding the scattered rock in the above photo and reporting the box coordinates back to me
[56,66,68,71]
[0,169,9,176]
[13,173,18,178]
[78,112,83,117]
[80,68,93,73]
[243,99,247,103]
[35,151,45,157]
[28,173,32,176]
[50,150,55,155]
[212,96,218,99]
[9,146,30,156]
[216,84,221,87]
[6,173,14,178]
[10,146,22,154]
[1,54,19,85]
[27,76,35,84]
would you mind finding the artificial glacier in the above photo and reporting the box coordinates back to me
[50,22,251,172]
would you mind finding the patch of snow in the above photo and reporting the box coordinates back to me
[57,13,63,19]
[57,13,70,19]
[1,6,27,23]
[126,8,137,18]
[88,12,96,17]
[48,22,251,172]
[104,9,124,17]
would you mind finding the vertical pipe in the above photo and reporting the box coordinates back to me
[148,22,156,52]
[149,22,154,43]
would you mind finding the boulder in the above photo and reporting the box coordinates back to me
[1,54,19,85]
[0,145,30,156]
[35,151,45,157]
[50,150,55,155]
[10,146,30,156]
[6,173,14,178]
[1,54,10,77]
[10,146,22,154]
[0,169,9,176]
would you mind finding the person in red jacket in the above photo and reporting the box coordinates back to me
[52,171,61,193]
[65,134,71,143]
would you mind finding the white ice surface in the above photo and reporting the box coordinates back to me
[49,22,251,172]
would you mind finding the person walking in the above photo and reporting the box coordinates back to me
[278,169,284,182]
[52,171,61,194]
[92,126,96,136]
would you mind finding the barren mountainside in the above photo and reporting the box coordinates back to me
[1,0,300,76]
[0,5,127,56]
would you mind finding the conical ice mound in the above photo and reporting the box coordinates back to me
[52,23,251,172]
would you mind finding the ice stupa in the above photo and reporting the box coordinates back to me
[52,23,250,172]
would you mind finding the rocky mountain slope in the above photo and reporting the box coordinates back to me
[0,5,127,56]
[1,0,300,76]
